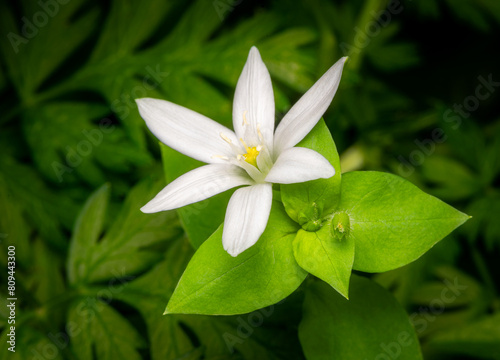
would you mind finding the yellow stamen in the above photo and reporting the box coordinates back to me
[257,123,263,140]
[211,155,229,160]
[239,138,250,151]
[242,111,248,126]
[243,147,260,167]
[239,138,260,167]
[220,132,232,144]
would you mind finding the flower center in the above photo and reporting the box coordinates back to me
[243,146,260,167]
[239,138,261,168]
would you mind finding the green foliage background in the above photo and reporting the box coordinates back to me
[0,0,499,359]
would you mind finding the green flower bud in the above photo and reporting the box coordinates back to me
[331,211,350,242]
[298,202,322,232]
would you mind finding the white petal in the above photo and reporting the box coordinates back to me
[222,183,273,257]
[137,98,239,164]
[232,47,275,152]
[265,147,335,184]
[141,164,252,213]
[273,57,347,155]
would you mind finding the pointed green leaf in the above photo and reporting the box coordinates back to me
[166,201,306,315]
[293,218,354,298]
[339,171,470,272]
[299,275,423,360]
[116,237,304,360]
[281,119,342,225]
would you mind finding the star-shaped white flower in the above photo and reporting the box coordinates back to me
[137,47,346,257]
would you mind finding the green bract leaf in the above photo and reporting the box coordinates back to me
[281,119,341,226]
[166,200,306,315]
[293,219,354,298]
[338,171,470,272]
[299,275,423,360]
[115,237,304,360]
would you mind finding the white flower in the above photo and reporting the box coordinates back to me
[137,47,347,257]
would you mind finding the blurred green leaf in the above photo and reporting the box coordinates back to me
[0,325,64,360]
[29,238,66,305]
[23,102,152,186]
[0,176,31,267]
[409,266,489,341]
[299,275,423,360]
[67,300,145,360]
[465,195,500,250]
[67,183,110,284]
[88,0,173,64]
[428,312,500,359]
[444,0,500,31]
[366,24,420,71]
[411,266,484,309]
[0,156,78,250]
[67,175,181,285]
[0,0,98,98]
[367,42,419,71]
[420,156,481,201]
